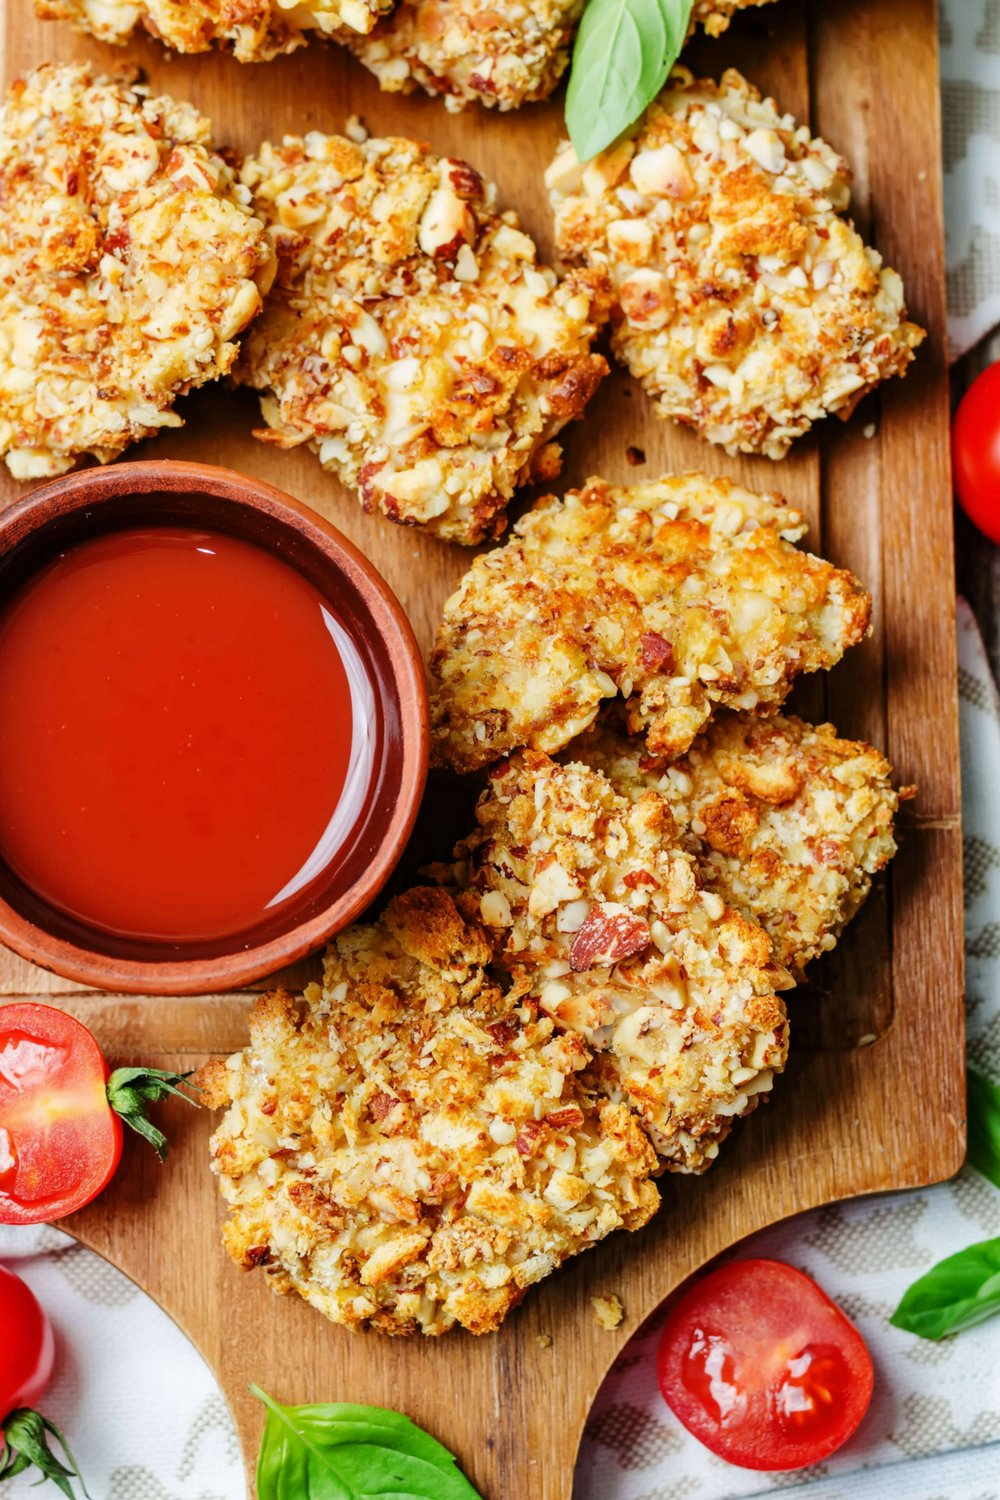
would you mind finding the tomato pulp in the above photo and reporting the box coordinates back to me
[657,1258,873,1470]
[0,526,373,945]
[0,1003,122,1224]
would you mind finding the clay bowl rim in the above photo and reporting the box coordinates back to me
[0,459,429,995]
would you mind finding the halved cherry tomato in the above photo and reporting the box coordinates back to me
[0,1003,122,1224]
[953,361,1000,544]
[657,1258,874,1471]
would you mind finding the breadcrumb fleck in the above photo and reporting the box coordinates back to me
[592,1293,624,1330]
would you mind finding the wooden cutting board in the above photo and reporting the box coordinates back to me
[0,2,965,1496]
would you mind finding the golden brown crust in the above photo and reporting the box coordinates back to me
[692,0,778,35]
[236,133,609,543]
[0,63,275,481]
[205,887,660,1337]
[547,68,924,458]
[429,473,871,771]
[34,0,392,55]
[346,0,584,111]
[454,753,790,1171]
[572,710,906,977]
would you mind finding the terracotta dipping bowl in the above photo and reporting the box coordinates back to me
[0,461,428,995]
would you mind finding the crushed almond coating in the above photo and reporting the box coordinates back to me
[454,753,790,1172]
[34,0,392,57]
[200,887,660,1337]
[236,133,609,544]
[429,473,871,772]
[347,0,584,112]
[693,0,777,35]
[0,63,274,481]
[573,711,907,978]
[547,68,925,458]
[346,0,769,116]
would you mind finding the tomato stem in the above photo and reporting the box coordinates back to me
[0,1408,90,1498]
[105,1067,201,1162]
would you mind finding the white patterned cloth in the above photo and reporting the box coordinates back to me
[574,605,1000,1499]
[0,1224,245,1500]
[942,0,1000,359]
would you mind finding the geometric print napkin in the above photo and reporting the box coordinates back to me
[574,599,1000,1500]
[0,1221,246,1500]
[941,0,1000,359]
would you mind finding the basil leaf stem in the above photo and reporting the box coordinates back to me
[566,0,695,162]
[250,1386,483,1500]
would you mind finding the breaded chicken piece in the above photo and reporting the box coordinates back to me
[547,68,924,458]
[0,64,274,481]
[200,887,660,1337]
[347,0,584,112]
[694,0,777,34]
[35,0,774,81]
[34,0,392,57]
[429,473,871,772]
[235,133,609,544]
[347,0,776,113]
[572,711,908,977]
[453,754,790,1171]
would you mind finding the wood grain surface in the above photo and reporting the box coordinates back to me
[0,3,965,1497]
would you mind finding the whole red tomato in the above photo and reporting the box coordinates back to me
[0,1264,54,1415]
[0,1264,86,1496]
[657,1258,874,1471]
[953,361,1000,544]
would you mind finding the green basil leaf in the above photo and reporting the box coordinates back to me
[968,1067,1000,1190]
[566,0,695,161]
[890,1236,1000,1340]
[251,1386,483,1500]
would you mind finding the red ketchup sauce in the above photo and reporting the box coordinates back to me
[0,526,373,946]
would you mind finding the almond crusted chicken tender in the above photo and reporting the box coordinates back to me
[35,0,392,57]
[236,133,609,543]
[456,754,790,1171]
[547,68,925,458]
[0,64,274,481]
[202,888,659,1337]
[348,0,584,112]
[693,0,778,35]
[429,474,871,772]
[573,712,906,977]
